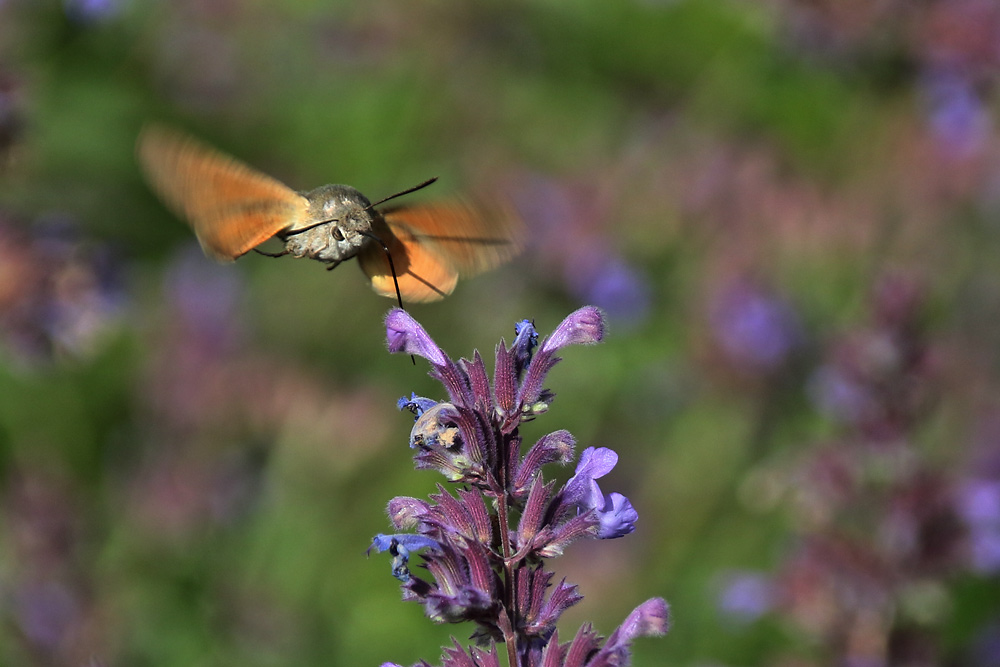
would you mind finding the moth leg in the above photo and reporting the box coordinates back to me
[254,248,289,258]
[325,260,343,271]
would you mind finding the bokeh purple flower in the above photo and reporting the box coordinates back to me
[64,0,122,23]
[708,278,801,375]
[736,273,977,665]
[957,479,1000,574]
[922,69,992,160]
[0,215,124,367]
[716,571,775,624]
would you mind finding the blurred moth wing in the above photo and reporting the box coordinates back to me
[137,124,309,261]
[359,199,526,303]
[138,124,526,303]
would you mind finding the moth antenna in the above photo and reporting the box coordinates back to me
[284,176,437,241]
[361,230,415,365]
[365,177,438,211]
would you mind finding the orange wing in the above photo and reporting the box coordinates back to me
[137,124,309,261]
[358,198,525,303]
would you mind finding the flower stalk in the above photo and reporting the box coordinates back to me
[371,307,669,667]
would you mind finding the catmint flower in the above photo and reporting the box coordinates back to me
[368,534,441,583]
[386,309,447,367]
[539,305,605,353]
[511,319,538,375]
[516,306,605,426]
[398,393,439,418]
[563,447,638,539]
[370,307,668,667]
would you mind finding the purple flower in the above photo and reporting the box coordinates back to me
[514,307,606,423]
[385,309,447,366]
[540,306,605,354]
[922,69,992,160]
[564,447,637,539]
[957,480,1000,527]
[373,308,666,666]
[580,257,651,328]
[716,571,775,624]
[64,0,121,23]
[13,580,80,650]
[808,364,875,426]
[368,534,442,583]
[368,533,441,556]
[398,392,439,418]
[0,217,124,366]
[599,597,671,656]
[959,478,1000,573]
[709,280,801,373]
[968,528,1000,574]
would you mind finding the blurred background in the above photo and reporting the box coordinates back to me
[1,0,999,665]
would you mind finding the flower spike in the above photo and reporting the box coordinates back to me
[371,307,667,666]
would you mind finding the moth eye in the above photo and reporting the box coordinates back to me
[332,227,345,242]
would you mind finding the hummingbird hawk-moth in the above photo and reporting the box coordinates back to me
[136,125,525,304]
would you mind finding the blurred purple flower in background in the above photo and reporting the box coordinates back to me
[921,70,992,160]
[1,469,108,664]
[571,252,651,327]
[13,580,80,651]
[807,274,935,439]
[808,363,876,427]
[708,278,801,375]
[957,422,1000,574]
[724,273,990,664]
[0,215,124,367]
[164,244,247,355]
[716,571,775,625]
[513,175,652,328]
[63,0,121,23]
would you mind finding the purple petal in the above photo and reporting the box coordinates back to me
[540,306,605,354]
[367,533,439,556]
[605,597,671,648]
[397,393,439,418]
[385,309,446,366]
[595,492,637,539]
[512,319,538,373]
[574,446,618,479]
[517,475,550,543]
[564,447,618,507]
[386,496,431,529]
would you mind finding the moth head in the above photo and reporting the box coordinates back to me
[304,184,376,241]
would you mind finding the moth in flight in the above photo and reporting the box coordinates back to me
[137,125,525,304]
